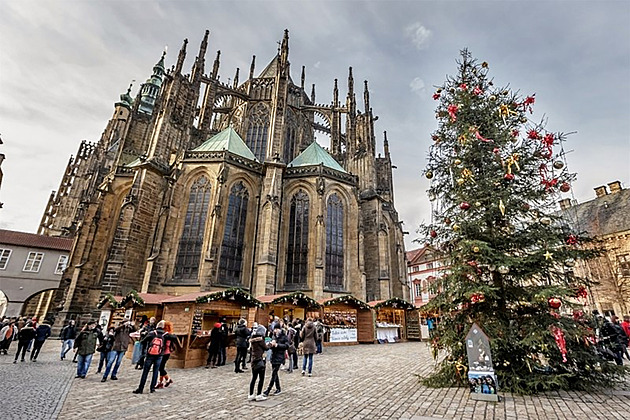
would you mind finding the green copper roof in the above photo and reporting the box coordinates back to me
[289,141,346,173]
[192,127,257,161]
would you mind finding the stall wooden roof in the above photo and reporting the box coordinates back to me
[319,295,371,310]
[119,292,174,307]
[162,292,211,303]
[96,294,123,309]
[257,291,321,308]
[368,297,415,310]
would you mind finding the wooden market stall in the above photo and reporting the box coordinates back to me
[96,294,124,330]
[161,288,263,369]
[368,297,417,343]
[318,295,375,345]
[119,292,172,325]
[253,292,322,326]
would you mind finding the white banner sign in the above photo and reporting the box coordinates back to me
[329,327,357,343]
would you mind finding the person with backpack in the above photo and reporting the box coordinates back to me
[133,320,170,394]
[156,321,179,389]
[136,317,156,369]
[234,318,250,373]
[300,318,319,376]
[59,320,77,360]
[248,325,270,401]
[314,318,325,354]
[30,319,52,361]
[74,321,102,378]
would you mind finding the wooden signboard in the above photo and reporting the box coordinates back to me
[465,323,499,401]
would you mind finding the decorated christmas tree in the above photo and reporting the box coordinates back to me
[421,50,627,394]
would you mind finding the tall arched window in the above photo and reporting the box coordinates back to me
[245,103,269,161]
[286,190,309,287]
[174,176,211,281]
[218,182,249,286]
[283,109,297,163]
[325,193,344,290]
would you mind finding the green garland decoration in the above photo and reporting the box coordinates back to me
[323,295,371,310]
[195,287,264,308]
[120,289,145,307]
[97,293,120,309]
[372,297,415,311]
[271,291,321,309]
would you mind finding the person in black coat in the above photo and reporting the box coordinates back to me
[206,323,223,369]
[218,317,229,366]
[234,319,250,373]
[30,320,52,361]
[14,322,36,363]
[263,325,289,397]
[96,327,115,374]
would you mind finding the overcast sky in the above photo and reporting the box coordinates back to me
[1,0,629,250]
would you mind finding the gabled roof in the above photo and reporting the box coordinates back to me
[0,229,73,251]
[289,141,346,173]
[258,55,279,78]
[192,127,257,161]
[257,291,321,308]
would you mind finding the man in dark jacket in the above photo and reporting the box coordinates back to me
[136,317,156,369]
[102,318,136,381]
[234,319,250,373]
[30,319,52,361]
[60,320,76,361]
[601,317,625,366]
[13,321,36,363]
[218,317,229,366]
[74,321,101,377]
[133,321,175,394]
[263,325,289,397]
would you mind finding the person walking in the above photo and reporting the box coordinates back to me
[96,327,115,374]
[205,322,222,368]
[234,319,250,373]
[13,321,36,363]
[300,318,318,376]
[132,320,171,394]
[136,317,156,369]
[0,319,17,355]
[156,321,179,389]
[611,316,630,361]
[102,318,136,381]
[30,319,52,361]
[262,324,289,397]
[74,321,101,378]
[248,325,269,401]
[26,317,38,353]
[286,323,297,373]
[60,320,77,361]
[314,318,325,354]
[601,317,624,366]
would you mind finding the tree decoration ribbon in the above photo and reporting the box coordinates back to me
[539,164,558,190]
[551,325,568,363]
[542,133,554,157]
[522,94,535,113]
[458,134,468,145]
[499,104,518,124]
[447,104,459,122]
[469,125,493,143]
[505,153,520,174]
[461,168,475,183]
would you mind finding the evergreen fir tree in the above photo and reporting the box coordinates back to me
[421,50,627,394]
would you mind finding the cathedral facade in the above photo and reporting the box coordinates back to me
[39,30,408,324]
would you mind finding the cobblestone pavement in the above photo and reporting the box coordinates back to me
[0,340,75,420]
[53,341,630,420]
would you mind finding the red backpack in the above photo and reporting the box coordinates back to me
[147,332,165,356]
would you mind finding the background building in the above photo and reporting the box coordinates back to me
[406,246,444,307]
[560,181,630,317]
[39,30,407,327]
[0,229,72,318]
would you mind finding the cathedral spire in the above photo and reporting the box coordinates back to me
[191,30,209,82]
[384,131,390,157]
[333,78,339,107]
[233,68,240,88]
[311,84,316,103]
[301,65,305,89]
[175,38,188,74]
[280,29,289,66]
[348,66,354,96]
[138,50,167,115]
[211,50,221,79]
[249,55,256,80]
[364,80,370,114]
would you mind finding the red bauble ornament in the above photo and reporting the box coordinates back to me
[560,182,571,193]
[548,297,562,309]
[459,83,468,91]
[460,202,471,210]
[575,286,588,300]
[471,293,485,304]
[432,93,441,100]
[566,235,578,245]
[430,230,438,238]
[504,173,515,181]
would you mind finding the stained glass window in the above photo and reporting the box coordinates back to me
[218,182,249,286]
[286,190,309,286]
[325,193,344,290]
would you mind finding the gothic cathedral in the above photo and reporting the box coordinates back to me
[39,30,408,323]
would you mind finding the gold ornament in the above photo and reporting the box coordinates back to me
[461,168,475,184]
[454,159,462,165]
[544,250,553,260]
[505,153,520,174]
[425,170,433,179]
[481,61,489,68]
[499,199,506,216]
[540,217,551,225]
[553,160,564,170]
[473,246,480,253]
[458,134,467,145]
[452,224,461,232]
[474,201,481,207]
[456,178,465,185]
[499,104,518,124]
[489,95,497,101]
